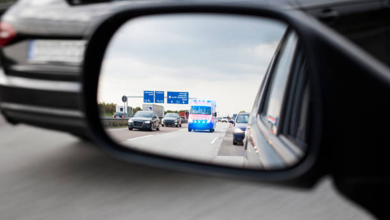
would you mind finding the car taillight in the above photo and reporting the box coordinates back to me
[122,115,124,118]
[112,115,115,118]
[0,22,16,47]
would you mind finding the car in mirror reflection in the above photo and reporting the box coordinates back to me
[98,13,305,170]
[161,113,182,127]
[233,112,249,145]
[128,111,160,131]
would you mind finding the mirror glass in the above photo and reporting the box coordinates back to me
[98,13,308,170]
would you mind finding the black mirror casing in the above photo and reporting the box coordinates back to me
[82,3,390,218]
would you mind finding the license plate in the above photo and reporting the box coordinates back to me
[28,40,87,63]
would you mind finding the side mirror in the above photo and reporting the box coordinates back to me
[83,4,390,215]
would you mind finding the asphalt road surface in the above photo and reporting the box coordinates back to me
[107,123,246,168]
[0,115,373,220]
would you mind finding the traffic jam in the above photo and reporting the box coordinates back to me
[103,93,250,168]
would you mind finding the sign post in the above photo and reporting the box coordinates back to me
[122,96,127,114]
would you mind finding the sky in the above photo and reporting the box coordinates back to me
[98,13,287,117]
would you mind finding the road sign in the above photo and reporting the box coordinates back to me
[143,91,154,103]
[155,91,164,103]
[122,95,127,102]
[167,91,189,104]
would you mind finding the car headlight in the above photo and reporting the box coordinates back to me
[161,119,165,122]
[145,121,151,124]
[233,128,244,134]
[129,119,133,123]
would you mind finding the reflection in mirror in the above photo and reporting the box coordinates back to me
[98,13,308,170]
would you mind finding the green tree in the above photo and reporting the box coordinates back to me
[98,102,116,116]
[133,107,142,114]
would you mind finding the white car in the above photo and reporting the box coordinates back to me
[221,117,228,123]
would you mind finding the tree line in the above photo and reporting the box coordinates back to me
[98,102,188,116]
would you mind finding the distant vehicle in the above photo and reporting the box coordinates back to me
[233,113,249,145]
[179,111,189,120]
[142,104,164,118]
[162,113,182,127]
[188,99,217,132]
[221,117,228,123]
[113,112,129,118]
[116,106,133,116]
[230,113,238,124]
[216,117,222,122]
[128,111,160,131]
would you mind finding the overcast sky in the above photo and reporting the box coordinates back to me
[98,13,286,116]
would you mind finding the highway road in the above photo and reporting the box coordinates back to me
[107,123,247,168]
[0,115,373,220]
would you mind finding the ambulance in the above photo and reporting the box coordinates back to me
[188,99,217,132]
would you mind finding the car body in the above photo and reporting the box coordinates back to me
[113,112,128,119]
[161,113,182,127]
[0,0,118,138]
[230,113,237,124]
[221,117,228,123]
[243,30,308,169]
[233,113,249,145]
[128,111,160,131]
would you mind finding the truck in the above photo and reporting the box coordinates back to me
[142,104,164,119]
[115,105,133,117]
[188,99,217,132]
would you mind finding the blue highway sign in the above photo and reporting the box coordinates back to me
[144,91,154,103]
[155,91,164,103]
[167,91,189,104]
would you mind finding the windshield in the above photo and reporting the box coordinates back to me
[164,113,178,118]
[236,114,249,123]
[134,112,153,118]
[190,106,211,115]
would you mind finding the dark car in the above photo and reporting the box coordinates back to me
[233,113,249,145]
[128,111,160,131]
[229,114,237,124]
[112,112,128,119]
[161,113,182,127]
[0,0,116,139]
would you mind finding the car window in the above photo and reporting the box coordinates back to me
[261,31,298,134]
[236,114,249,123]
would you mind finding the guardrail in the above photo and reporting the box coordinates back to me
[101,118,128,128]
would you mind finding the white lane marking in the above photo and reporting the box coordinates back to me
[210,137,218,144]
[127,135,153,141]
